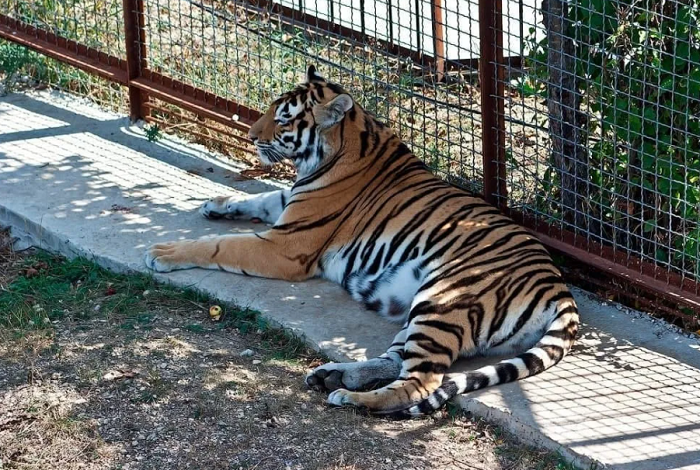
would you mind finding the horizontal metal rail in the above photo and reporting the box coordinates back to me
[0,15,128,84]
[511,213,700,311]
[133,72,259,129]
[0,15,259,131]
[244,0,521,73]
[1,3,699,317]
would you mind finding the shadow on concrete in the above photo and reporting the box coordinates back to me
[1,91,700,470]
[0,90,399,364]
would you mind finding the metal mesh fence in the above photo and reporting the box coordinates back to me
[499,0,700,292]
[0,38,128,112]
[0,0,127,111]
[1,0,700,310]
[0,0,125,57]
[138,0,486,191]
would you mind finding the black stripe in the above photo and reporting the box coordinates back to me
[211,241,221,259]
[543,327,576,340]
[414,320,464,350]
[273,208,344,231]
[491,283,557,347]
[407,361,449,374]
[342,245,361,286]
[554,305,578,319]
[399,232,424,264]
[467,303,484,348]
[465,372,490,392]
[496,362,519,383]
[520,351,546,375]
[439,380,459,398]
[367,245,385,275]
[541,345,565,362]
[406,332,454,359]
[419,234,460,268]
[402,351,427,360]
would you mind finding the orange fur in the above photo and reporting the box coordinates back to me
[145,66,579,415]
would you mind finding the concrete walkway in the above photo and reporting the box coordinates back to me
[2,91,700,470]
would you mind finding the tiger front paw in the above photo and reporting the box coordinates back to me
[144,241,196,272]
[199,196,242,220]
[306,363,348,392]
[306,359,399,392]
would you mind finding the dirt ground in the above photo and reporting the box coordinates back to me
[0,231,577,470]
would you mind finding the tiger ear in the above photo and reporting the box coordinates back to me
[306,65,325,83]
[313,94,353,130]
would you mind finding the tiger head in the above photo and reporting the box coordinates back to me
[247,65,355,175]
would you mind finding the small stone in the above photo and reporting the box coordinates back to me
[143,290,151,296]
[252,360,261,365]
[239,349,254,357]
[94,304,101,312]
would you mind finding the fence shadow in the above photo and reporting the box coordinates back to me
[453,312,700,470]
[2,91,700,470]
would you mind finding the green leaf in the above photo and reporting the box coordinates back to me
[656,249,669,263]
[660,76,675,91]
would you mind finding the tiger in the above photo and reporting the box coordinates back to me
[144,65,579,416]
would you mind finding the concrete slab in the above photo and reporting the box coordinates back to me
[2,91,700,470]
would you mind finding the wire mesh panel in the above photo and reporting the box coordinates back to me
[1,0,126,57]
[138,0,486,190]
[498,0,700,300]
[0,40,129,113]
[3,0,699,311]
[0,0,127,111]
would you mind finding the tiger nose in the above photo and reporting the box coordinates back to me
[248,129,258,143]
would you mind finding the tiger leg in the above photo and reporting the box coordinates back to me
[144,231,311,281]
[200,189,290,224]
[306,324,407,391]
[326,313,459,413]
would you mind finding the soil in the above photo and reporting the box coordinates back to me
[0,230,574,470]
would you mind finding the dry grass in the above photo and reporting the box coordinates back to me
[0,230,580,470]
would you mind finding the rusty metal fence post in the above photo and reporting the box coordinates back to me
[478,0,507,209]
[122,0,148,121]
[430,0,445,82]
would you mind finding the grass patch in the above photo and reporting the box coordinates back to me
[183,323,206,333]
[0,250,321,363]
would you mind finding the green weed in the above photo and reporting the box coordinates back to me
[144,123,162,142]
[0,250,320,364]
